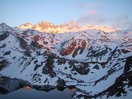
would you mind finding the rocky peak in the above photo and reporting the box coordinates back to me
[18,21,120,33]
[60,21,80,29]
[0,23,13,32]
[19,22,33,29]
[36,21,55,27]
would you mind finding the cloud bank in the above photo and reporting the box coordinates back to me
[77,10,132,29]
[78,10,107,25]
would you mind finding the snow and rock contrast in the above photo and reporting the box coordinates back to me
[0,23,132,98]
[18,21,120,33]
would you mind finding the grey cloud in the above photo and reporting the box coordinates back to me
[111,16,132,29]
[77,10,108,25]
[77,10,132,29]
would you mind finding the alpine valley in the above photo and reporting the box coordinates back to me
[0,22,132,99]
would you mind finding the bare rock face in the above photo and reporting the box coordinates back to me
[60,40,77,55]
[0,32,9,41]
[60,40,87,57]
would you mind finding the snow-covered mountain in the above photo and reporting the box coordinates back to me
[0,23,132,98]
[18,21,120,33]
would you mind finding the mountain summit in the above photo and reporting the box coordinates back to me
[18,21,120,33]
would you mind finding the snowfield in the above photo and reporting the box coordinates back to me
[0,23,132,98]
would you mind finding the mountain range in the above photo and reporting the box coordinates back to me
[0,22,132,98]
[18,21,120,33]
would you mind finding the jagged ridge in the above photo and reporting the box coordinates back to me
[18,21,120,33]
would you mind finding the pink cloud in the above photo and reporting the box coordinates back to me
[87,10,96,15]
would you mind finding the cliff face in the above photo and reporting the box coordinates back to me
[0,23,132,97]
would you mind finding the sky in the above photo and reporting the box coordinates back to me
[0,0,132,27]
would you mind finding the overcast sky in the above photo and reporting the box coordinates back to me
[0,0,132,27]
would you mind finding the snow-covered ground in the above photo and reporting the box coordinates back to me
[0,23,132,98]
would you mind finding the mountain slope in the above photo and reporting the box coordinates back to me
[0,23,132,97]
